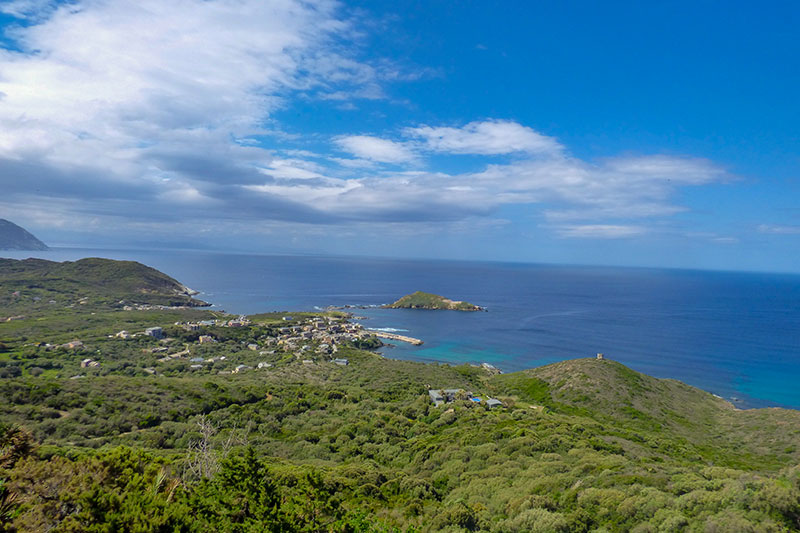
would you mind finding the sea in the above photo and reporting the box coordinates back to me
[2,247,799,410]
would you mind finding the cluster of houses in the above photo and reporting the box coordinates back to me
[108,315,366,375]
[121,303,198,311]
[111,326,163,340]
[272,316,370,354]
[17,311,372,380]
[179,316,251,330]
[31,339,85,351]
[428,389,503,409]
[39,310,431,378]
[113,319,248,344]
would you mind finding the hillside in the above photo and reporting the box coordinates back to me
[1,261,800,532]
[0,257,208,309]
[490,358,800,469]
[0,219,48,250]
[386,290,483,311]
[491,357,731,425]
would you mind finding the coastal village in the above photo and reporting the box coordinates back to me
[3,269,508,406]
[46,312,375,377]
[17,304,507,407]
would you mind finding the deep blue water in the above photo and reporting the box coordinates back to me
[3,247,799,409]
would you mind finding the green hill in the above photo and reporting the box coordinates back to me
[1,261,800,532]
[0,257,208,309]
[386,290,483,311]
[490,358,800,469]
[0,219,48,250]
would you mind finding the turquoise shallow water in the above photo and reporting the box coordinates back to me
[3,247,799,409]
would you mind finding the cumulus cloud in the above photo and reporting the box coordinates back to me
[273,151,722,228]
[330,157,379,169]
[334,135,417,164]
[0,2,729,244]
[454,154,723,223]
[0,0,56,19]
[0,0,370,201]
[406,119,563,156]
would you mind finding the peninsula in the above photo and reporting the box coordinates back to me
[385,290,484,311]
[0,218,49,251]
[0,257,209,309]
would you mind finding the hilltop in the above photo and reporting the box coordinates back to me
[0,219,48,251]
[385,290,483,311]
[0,257,208,309]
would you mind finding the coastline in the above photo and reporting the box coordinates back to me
[2,247,797,410]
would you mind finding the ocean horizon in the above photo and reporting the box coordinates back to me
[3,246,799,410]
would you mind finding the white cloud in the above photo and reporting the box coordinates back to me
[279,148,725,230]
[0,0,56,19]
[0,3,730,244]
[330,157,379,169]
[758,224,800,235]
[463,154,723,223]
[686,232,740,244]
[158,183,218,205]
[245,177,360,205]
[334,135,417,164]
[0,0,376,193]
[601,155,725,184]
[711,236,739,244]
[406,119,563,156]
[263,158,328,180]
[553,224,647,239]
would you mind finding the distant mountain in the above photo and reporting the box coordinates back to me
[0,219,49,251]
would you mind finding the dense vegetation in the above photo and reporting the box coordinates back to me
[2,258,800,531]
[386,292,482,311]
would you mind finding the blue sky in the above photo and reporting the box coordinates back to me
[0,0,798,272]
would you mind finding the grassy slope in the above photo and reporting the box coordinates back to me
[6,353,800,531]
[490,358,800,470]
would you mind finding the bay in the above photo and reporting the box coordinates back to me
[3,247,799,409]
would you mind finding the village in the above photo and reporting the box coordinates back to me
[53,313,383,378]
[28,311,508,409]
[15,306,515,412]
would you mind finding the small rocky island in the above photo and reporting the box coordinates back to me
[385,291,484,311]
